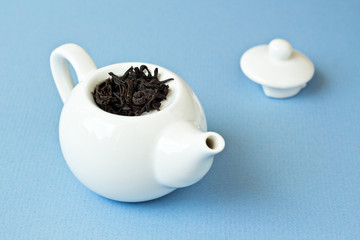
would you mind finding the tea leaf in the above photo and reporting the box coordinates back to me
[92,65,173,116]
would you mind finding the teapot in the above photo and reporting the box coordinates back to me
[50,44,225,202]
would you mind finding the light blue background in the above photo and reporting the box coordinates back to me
[1,0,359,239]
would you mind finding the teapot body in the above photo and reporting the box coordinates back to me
[59,63,207,202]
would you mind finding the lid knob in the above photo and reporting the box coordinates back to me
[269,39,293,61]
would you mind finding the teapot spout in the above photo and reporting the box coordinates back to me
[154,121,225,189]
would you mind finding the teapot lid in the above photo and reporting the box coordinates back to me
[240,39,314,89]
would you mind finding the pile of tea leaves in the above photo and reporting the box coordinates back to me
[92,65,173,116]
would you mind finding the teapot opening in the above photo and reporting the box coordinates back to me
[84,63,179,118]
[205,132,225,153]
[92,65,174,117]
[206,136,216,149]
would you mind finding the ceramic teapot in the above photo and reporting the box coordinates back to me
[50,44,225,202]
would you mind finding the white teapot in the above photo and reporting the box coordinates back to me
[50,44,225,202]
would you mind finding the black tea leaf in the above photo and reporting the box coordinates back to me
[92,65,173,116]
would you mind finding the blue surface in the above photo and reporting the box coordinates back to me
[1,0,359,239]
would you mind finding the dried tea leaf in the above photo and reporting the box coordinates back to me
[92,65,173,116]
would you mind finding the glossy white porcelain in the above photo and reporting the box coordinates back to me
[50,44,225,202]
[240,39,315,98]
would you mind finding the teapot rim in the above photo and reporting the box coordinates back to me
[77,62,182,119]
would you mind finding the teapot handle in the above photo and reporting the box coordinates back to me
[50,44,97,103]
